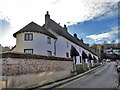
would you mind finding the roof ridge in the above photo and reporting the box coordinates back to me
[47,18,98,56]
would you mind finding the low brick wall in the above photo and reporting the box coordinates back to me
[2,58,73,76]
[1,52,73,76]
[1,52,74,88]
[1,52,100,88]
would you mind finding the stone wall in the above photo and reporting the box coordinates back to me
[1,52,74,88]
[2,58,73,76]
[1,52,100,88]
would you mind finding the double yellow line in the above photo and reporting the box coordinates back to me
[56,75,87,88]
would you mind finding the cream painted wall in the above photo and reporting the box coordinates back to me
[13,31,99,64]
[13,32,56,56]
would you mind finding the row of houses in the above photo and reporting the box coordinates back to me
[12,11,99,66]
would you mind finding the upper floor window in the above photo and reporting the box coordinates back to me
[24,33,33,41]
[66,41,69,48]
[24,49,33,54]
[47,37,51,44]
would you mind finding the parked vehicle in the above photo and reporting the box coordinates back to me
[115,60,118,67]
[106,59,110,62]
[117,60,120,73]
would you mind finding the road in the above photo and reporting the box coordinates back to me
[56,62,119,89]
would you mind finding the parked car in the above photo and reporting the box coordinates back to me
[106,59,110,62]
[117,60,120,73]
[115,60,118,67]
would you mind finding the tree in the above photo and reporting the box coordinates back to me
[103,41,108,45]
[111,40,116,44]
[2,46,10,52]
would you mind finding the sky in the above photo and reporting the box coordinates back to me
[0,0,120,47]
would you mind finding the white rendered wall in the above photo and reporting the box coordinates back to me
[13,32,55,56]
[55,36,82,64]
[13,31,98,64]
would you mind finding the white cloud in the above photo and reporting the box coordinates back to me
[0,0,119,46]
[0,0,118,27]
[96,8,118,21]
[86,26,118,43]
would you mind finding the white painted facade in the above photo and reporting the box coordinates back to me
[13,32,56,56]
[13,12,99,65]
[13,31,99,64]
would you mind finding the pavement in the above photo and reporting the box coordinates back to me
[33,63,105,89]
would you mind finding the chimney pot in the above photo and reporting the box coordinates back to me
[45,11,50,25]
[64,24,67,32]
[74,33,77,38]
[81,38,83,42]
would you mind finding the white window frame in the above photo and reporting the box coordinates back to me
[24,33,33,41]
[24,49,33,54]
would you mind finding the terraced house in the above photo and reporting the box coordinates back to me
[12,11,99,70]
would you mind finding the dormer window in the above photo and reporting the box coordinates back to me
[47,37,51,44]
[24,33,33,41]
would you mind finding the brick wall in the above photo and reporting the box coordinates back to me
[2,58,73,76]
[1,52,74,88]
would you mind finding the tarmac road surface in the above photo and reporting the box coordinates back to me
[56,62,119,89]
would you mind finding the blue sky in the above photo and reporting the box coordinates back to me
[0,0,119,46]
[67,2,119,44]
[68,11,118,44]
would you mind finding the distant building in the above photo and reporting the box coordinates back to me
[104,44,120,55]
[0,44,10,52]
[12,11,99,65]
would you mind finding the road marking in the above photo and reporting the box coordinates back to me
[1,79,11,88]
[1,81,6,88]
[48,72,54,75]
[38,72,46,77]
[57,75,87,88]
[37,80,47,86]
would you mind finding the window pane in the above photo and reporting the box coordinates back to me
[47,37,51,44]
[25,33,33,41]
[47,50,52,56]
[66,42,69,48]
[25,34,28,40]
[80,56,81,63]
[29,34,33,40]
[66,53,69,57]
[24,49,33,54]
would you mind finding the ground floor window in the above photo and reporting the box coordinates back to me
[47,50,52,56]
[24,49,33,54]
[80,56,81,63]
[66,52,69,57]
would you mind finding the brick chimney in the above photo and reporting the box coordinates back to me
[74,33,77,38]
[81,38,83,42]
[45,11,50,25]
[64,24,67,32]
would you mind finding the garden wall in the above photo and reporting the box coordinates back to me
[1,52,74,88]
